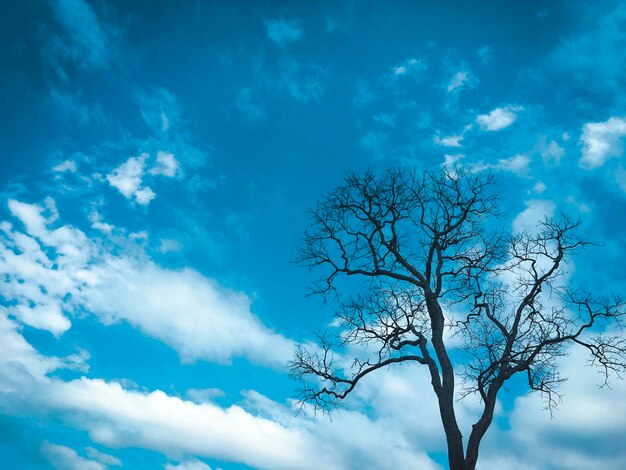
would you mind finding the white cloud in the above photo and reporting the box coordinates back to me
[186,387,225,403]
[476,106,521,131]
[134,186,156,205]
[165,460,213,470]
[0,199,295,367]
[2,199,92,335]
[41,442,106,470]
[150,151,179,177]
[531,181,547,194]
[157,238,182,253]
[499,347,626,470]
[89,212,114,233]
[53,160,78,173]
[266,18,303,45]
[447,71,468,92]
[44,378,322,470]
[434,134,463,147]
[442,154,464,168]
[470,154,531,175]
[496,154,531,174]
[78,258,295,366]
[388,58,426,82]
[3,284,623,470]
[538,136,565,166]
[579,117,626,169]
[106,154,155,205]
[0,314,70,382]
[161,112,170,132]
[512,199,556,234]
[0,313,439,470]
[85,447,122,466]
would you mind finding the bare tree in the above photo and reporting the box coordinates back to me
[290,168,625,470]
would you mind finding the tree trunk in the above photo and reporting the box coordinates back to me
[425,294,465,470]
[462,391,498,470]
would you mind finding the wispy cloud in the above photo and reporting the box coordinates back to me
[41,442,107,470]
[49,0,114,70]
[361,130,389,158]
[477,45,493,64]
[537,136,565,166]
[165,460,213,470]
[387,57,426,83]
[277,56,326,103]
[471,154,531,175]
[447,71,469,92]
[266,18,303,46]
[237,87,266,122]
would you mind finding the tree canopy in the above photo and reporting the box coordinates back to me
[290,168,625,470]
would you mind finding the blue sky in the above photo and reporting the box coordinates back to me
[1,1,626,469]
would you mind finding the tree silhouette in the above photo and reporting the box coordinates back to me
[290,168,625,470]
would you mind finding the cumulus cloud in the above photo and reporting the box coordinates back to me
[0,199,294,367]
[579,117,626,169]
[149,151,180,177]
[266,18,303,45]
[1,199,91,335]
[106,154,155,205]
[476,106,521,131]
